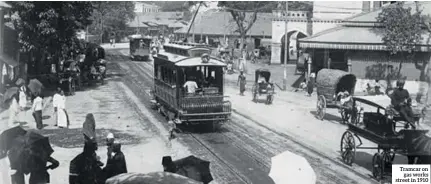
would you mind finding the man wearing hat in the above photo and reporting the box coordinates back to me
[390,80,415,128]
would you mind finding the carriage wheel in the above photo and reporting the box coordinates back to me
[340,131,356,166]
[340,109,350,124]
[372,153,383,180]
[316,95,326,120]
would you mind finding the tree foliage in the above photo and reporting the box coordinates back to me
[377,2,423,55]
[88,1,135,42]
[8,1,93,56]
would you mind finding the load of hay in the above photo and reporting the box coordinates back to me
[316,69,356,99]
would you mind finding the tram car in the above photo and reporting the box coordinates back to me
[129,34,152,61]
[151,42,232,130]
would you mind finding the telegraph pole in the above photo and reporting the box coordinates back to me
[283,1,289,91]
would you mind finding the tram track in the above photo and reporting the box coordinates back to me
[106,50,377,184]
[107,56,253,183]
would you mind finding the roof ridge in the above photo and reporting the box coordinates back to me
[299,26,345,41]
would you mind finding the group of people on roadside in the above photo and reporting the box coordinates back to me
[70,115,128,184]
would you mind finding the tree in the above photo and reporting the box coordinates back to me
[376,2,423,91]
[377,2,431,115]
[8,2,93,73]
[88,1,135,43]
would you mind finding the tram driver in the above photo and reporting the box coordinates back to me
[183,76,198,95]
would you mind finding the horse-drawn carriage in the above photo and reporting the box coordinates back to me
[252,69,275,104]
[315,69,357,123]
[340,96,428,181]
[81,44,106,85]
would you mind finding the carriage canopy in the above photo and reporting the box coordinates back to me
[316,69,356,100]
[255,69,271,83]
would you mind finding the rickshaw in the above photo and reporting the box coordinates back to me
[315,69,357,123]
[252,69,275,104]
[340,96,427,181]
[58,59,80,95]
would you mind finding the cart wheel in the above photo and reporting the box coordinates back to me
[381,151,393,175]
[316,95,326,120]
[372,152,383,180]
[340,109,350,124]
[340,131,356,166]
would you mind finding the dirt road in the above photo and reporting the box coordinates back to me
[105,49,377,184]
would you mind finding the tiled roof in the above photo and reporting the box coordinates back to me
[299,26,431,51]
[174,11,272,36]
[0,2,11,8]
[343,2,431,23]
[127,12,185,28]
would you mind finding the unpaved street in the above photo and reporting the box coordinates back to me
[107,48,378,184]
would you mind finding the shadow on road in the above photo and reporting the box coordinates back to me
[35,128,141,148]
[309,110,344,124]
[178,124,230,134]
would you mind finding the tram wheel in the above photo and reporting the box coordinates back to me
[340,131,356,166]
[316,95,326,120]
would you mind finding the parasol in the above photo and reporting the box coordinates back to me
[173,155,213,184]
[15,78,25,86]
[105,172,203,184]
[0,126,27,159]
[28,79,44,95]
[2,87,19,103]
[269,150,316,184]
[7,131,54,174]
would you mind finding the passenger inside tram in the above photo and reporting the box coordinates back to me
[183,66,219,95]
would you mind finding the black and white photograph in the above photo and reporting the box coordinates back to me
[0,1,431,184]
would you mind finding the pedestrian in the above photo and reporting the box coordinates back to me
[8,94,20,128]
[28,156,59,184]
[56,90,69,128]
[7,145,25,184]
[103,143,127,179]
[307,73,315,97]
[69,113,105,184]
[31,92,43,130]
[18,85,27,110]
[237,71,246,96]
[52,88,61,126]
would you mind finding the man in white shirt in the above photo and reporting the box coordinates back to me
[53,88,61,126]
[31,93,43,129]
[183,78,198,95]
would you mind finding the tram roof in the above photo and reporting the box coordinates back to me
[157,51,226,67]
[163,42,209,50]
[128,34,152,39]
[175,57,226,67]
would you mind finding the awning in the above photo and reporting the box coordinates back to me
[175,57,226,67]
[299,26,431,52]
[0,54,19,67]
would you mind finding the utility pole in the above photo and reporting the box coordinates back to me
[283,1,289,91]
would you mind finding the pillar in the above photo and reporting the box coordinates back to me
[308,57,312,77]
[324,49,329,68]
[347,57,352,73]
[0,8,5,56]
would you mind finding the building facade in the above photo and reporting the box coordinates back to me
[271,1,388,64]
[134,2,161,13]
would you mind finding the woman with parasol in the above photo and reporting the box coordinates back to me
[69,113,105,184]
